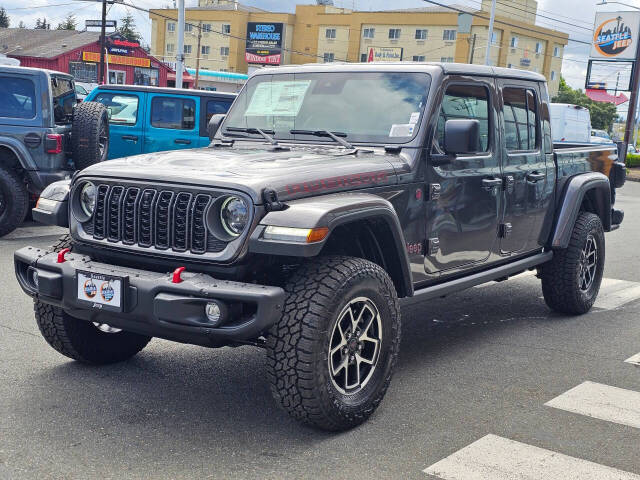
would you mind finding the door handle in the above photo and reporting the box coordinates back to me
[526,172,546,183]
[121,135,138,141]
[174,139,191,145]
[482,177,503,191]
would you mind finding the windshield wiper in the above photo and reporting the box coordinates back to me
[224,127,280,146]
[290,129,354,149]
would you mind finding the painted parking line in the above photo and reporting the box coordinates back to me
[625,353,640,366]
[545,381,640,430]
[594,280,640,310]
[0,225,66,240]
[424,434,640,480]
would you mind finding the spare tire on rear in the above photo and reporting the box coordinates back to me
[71,101,109,170]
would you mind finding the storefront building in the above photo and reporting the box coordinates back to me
[3,29,173,87]
[149,0,568,96]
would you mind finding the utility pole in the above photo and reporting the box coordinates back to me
[194,21,202,89]
[484,0,496,65]
[469,33,477,64]
[623,38,640,155]
[98,0,107,84]
[176,0,185,88]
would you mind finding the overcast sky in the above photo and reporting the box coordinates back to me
[2,0,638,96]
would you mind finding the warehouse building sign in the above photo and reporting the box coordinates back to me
[245,22,283,65]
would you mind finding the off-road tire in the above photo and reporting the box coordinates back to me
[540,212,605,315]
[72,101,109,170]
[0,163,29,237]
[34,234,151,364]
[266,256,401,431]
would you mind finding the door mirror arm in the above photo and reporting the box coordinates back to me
[430,153,455,167]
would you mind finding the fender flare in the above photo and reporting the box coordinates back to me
[550,172,611,249]
[0,136,37,171]
[249,192,413,297]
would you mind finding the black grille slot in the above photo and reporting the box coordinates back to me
[82,182,235,256]
[172,192,192,251]
[155,191,174,250]
[122,187,140,245]
[190,194,211,254]
[107,186,125,242]
[93,185,109,240]
[138,189,156,247]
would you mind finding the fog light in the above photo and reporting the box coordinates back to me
[31,269,39,289]
[205,302,222,325]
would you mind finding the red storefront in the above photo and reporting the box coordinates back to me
[12,35,173,87]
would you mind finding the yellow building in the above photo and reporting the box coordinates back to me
[149,0,568,96]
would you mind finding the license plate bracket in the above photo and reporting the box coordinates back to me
[76,271,127,312]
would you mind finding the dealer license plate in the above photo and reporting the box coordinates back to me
[77,271,125,312]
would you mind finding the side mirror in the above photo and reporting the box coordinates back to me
[208,114,226,141]
[444,119,480,155]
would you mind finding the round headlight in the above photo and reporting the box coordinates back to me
[79,182,97,217]
[220,196,249,236]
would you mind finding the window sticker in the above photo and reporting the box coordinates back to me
[389,124,415,137]
[409,112,421,124]
[245,80,311,116]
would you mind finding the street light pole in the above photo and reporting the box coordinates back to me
[195,21,202,89]
[176,0,185,89]
[485,0,496,65]
[98,0,107,84]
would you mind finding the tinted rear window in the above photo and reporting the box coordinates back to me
[151,96,196,130]
[0,76,36,119]
[206,98,233,123]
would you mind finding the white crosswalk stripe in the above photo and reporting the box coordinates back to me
[545,381,640,429]
[423,434,640,480]
[625,353,640,366]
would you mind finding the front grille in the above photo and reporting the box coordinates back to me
[85,183,228,255]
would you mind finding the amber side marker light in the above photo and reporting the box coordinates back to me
[263,226,330,243]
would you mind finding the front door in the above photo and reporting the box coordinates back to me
[497,80,551,253]
[425,78,502,274]
[92,90,145,159]
[143,93,200,153]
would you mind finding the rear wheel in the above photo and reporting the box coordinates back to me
[540,212,605,314]
[0,164,28,237]
[34,234,151,364]
[266,256,400,431]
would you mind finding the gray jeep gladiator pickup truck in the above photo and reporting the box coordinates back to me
[14,63,626,431]
[0,65,108,236]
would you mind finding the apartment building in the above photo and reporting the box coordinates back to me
[149,0,567,96]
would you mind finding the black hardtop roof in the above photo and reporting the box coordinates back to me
[252,61,546,83]
[0,64,72,78]
[95,84,237,98]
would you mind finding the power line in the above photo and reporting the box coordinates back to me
[421,0,591,45]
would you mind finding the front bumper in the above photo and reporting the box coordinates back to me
[14,247,285,347]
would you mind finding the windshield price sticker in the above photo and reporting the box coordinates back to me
[245,81,311,117]
[389,124,415,137]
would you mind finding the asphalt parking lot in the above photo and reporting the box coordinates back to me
[1,182,639,480]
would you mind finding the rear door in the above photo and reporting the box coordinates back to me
[497,80,550,254]
[144,93,200,152]
[92,90,145,159]
[197,95,234,146]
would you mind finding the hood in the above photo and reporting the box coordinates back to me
[78,145,402,203]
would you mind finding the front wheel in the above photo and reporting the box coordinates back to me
[266,256,401,431]
[540,212,605,314]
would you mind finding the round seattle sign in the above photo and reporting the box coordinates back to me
[594,16,633,57]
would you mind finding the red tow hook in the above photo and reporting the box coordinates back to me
[172,266,186,283]
[57,248,71,263]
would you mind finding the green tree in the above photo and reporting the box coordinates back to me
[35,17,50,29]
[116,14,141,43]
[56,13,76,30]
[552,76,618,131]
[0,7,10,28]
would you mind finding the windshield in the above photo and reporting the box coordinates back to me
[223,71,430,144]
